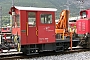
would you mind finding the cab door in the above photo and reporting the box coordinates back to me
[38,12,55,43]
[27,12,37,44]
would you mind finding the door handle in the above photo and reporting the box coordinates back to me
[26,22,28,36]
[36,27,38,36]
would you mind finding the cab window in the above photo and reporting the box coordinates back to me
[12,14,20,27]
[40,14,52,24]
[16,14,20,27]
[81,11,87,18]
[28,12,36,27]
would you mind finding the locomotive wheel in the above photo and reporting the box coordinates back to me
[14,35,21,52]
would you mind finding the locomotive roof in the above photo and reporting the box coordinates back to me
[15,6,57,11]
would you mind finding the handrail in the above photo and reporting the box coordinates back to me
[26,22,28,36]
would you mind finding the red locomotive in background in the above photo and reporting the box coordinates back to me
[1,26,11,33]
[76,9,90,48]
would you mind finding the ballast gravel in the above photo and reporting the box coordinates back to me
[20,51,90,60]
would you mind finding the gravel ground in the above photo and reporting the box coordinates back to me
[19,51,90,60]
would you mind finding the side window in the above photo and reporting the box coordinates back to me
[81,11,86,18]
[16,14,20,27]
[41,14,52,24]
[12,14,20,27]
[28,12,36,27]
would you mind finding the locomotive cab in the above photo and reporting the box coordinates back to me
[9,6,57,44]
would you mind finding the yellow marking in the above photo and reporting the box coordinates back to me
[14,36,21,52]
[36,27,38,36]
[14,36,18,43]
[26,22,28,36]
[18,43,21,52]
[62,31,64,40]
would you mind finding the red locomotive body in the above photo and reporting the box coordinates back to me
[1,27,11,33]
[76,19,90,34]
[10,6,56,45]
[76,9,90,34]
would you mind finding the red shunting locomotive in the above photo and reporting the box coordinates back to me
[8,6,79,55]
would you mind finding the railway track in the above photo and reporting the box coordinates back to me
[0,48,89,60]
